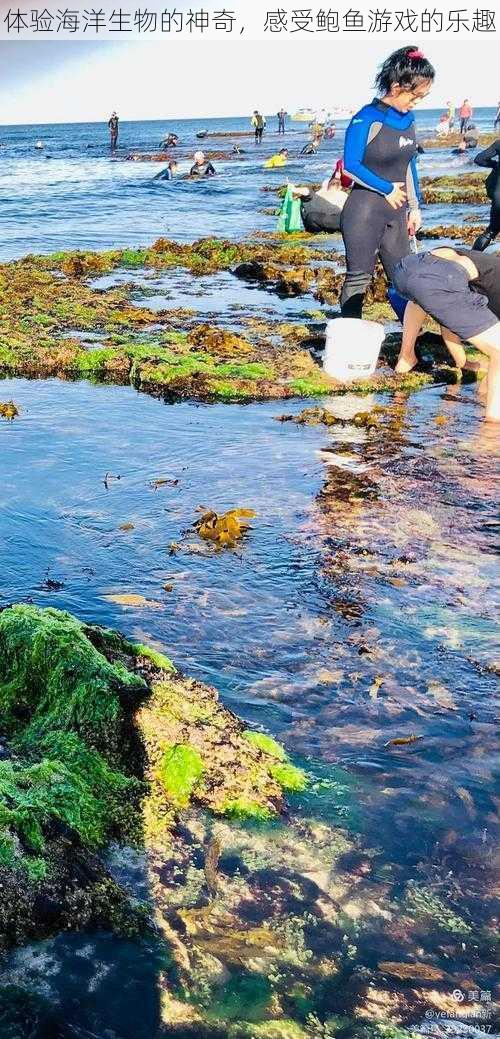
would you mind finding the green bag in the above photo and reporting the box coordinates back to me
[277,186,304,234]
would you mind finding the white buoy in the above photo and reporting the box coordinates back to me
[323,318,384,382]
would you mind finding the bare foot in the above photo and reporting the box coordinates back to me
[395,353,418,374]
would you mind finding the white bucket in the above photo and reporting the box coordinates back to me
[323,318,384,382]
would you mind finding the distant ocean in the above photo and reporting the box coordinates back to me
[0,109,495,260]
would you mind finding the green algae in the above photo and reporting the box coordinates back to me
[0,604,146,759]
[0,236,468,402]
[220,798,274,822]
[243,732,308,794]
[404,883,473,935]
[244,731,286,761]
[269,763,308,793]
[158,744,205,807]
[0,604,310,948]
[133,643,176,672]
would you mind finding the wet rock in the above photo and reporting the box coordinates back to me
[0,604,305,949]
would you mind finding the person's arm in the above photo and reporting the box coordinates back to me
[406,155,422,209]
[343,108,393,195]
[474,141,500,168]
[406,155,422,234]
[206,163,216,175]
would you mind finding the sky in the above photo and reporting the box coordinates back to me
[1,38,498,125]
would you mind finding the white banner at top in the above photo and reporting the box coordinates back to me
[1,0,498,40]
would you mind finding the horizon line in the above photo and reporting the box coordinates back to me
[2,104,498,129]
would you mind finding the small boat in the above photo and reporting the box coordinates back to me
[292,109,315,122]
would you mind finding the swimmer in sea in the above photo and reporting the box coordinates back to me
[153,160,178,181]
[189,151,216,177]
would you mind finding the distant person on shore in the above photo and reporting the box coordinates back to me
[446,100,455,129]
[473,138,500,251]
[252,111,266,143]
[436,113,451,137]
[108,112,119,150]
[277,109,287,134]
[264,148,288,169]
[459,99,473,134]
[392,248,500,422]
[189,151,216,177]
[340,45,434,319]
[153,160,178,182]
[494,103,500,130]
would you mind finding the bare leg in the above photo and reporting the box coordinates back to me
[440,327,467,368]
[467,323,500,422]
[395,302,426,373]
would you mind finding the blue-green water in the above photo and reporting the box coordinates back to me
[0,114,498,1038]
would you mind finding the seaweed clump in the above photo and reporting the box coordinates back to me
[0,604,306,948]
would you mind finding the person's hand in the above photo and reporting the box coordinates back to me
[385,183,406,209]
[408,209,422,236]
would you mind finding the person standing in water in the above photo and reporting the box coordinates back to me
[459,99,473,134]
[473,138,500,250]
[108,112,119,150]
[252,111,266,143]
[277,109,287,134]
[340,46,435,318]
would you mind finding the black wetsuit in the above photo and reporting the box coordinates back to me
[108,116,118,149]
[301,193,342,233]
[473,139,500,250]
[300,142,319,157]
[456,249,500,317]
[189,161,216,177]
[463,125,479,148]
[340,97,419,318]
[278,112,286,134]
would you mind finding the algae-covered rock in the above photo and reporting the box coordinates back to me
[157,744,205,807]
[0,604,306,948]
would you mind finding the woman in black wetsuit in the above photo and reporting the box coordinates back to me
[473,139,500,250]
[340,46,435,318]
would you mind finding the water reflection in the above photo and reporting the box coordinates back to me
[0,375,498,1035]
